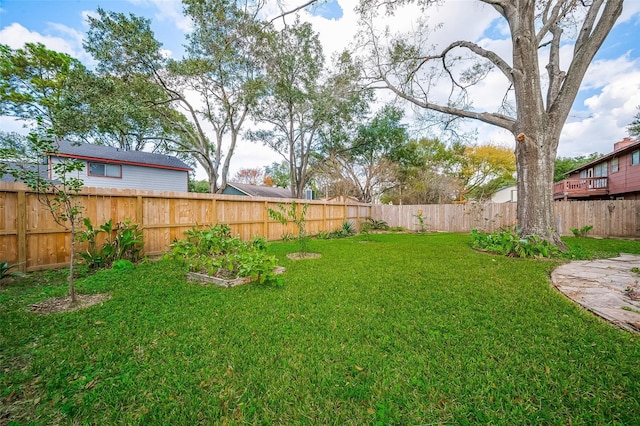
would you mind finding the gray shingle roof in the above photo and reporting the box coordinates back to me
[54,141,191,170]
[227,182,292,198]
[1,162,49,182]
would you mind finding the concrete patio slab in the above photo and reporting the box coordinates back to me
[551,254,640,333]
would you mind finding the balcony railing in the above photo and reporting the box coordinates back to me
[553,177,609,200]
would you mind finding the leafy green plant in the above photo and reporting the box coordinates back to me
[365,218,389,231]
[166,224,279,285]
[471,227,561,258]
[77,218,144,269]
[316,222,357,240]
[268,201,309,254]
[341,220,356,236]
[112,259,135,271]
[414,209,427,233]
[1,261,25,280]
[570,225,593,237]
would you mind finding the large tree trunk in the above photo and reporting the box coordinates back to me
[515,130,565,247]
[509,2,564,247]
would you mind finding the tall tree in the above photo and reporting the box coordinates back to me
[0,43,91,139]
[327,105,409,202]
[249,21,368,198]
[177,0,268,192]
[73,71,184,152]
[248,20,325,198]
[382,138,465,205]
[358,0,623,246]
[459,144,516,201]
[264,161,290,188]
[85,4,265,193]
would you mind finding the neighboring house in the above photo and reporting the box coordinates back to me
[554,137,640,201]
[490,185,518,203]
[50,141,191,192]
[222,182,292,198]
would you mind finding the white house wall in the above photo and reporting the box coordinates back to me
[51,158,188,192]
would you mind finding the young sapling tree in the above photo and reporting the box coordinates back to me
[4,130,85,302]
[268,201,309,254]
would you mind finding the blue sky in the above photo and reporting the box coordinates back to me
[1,0,640,173]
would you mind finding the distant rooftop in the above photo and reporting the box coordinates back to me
[226,182,292,198]
[53,141,191,171]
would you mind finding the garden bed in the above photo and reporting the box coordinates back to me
[187,266,286,288]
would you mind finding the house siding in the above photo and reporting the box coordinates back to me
[609,150,640,195]
[51,157,188,192]
[564,149,640,199]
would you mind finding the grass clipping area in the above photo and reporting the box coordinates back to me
[1,234,640,424]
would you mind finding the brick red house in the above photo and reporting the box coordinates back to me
[554,137,640,201]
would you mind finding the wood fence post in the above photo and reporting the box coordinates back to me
[212,198,218,225]
[136,195,144,227]
[17,190,27,272]
[322,203,327,231]
[263,201,269,239]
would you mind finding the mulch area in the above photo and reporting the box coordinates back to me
[29,293,111,314]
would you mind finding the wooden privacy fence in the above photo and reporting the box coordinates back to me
[0,182,370,272]
[373,200,640,237]
[3,179,640,273]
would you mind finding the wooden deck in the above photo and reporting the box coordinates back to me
[553,177,609,200]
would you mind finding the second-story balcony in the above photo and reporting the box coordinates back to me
[553,177,609,200]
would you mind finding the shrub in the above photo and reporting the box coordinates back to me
[316,221,356,240]
[77,218,144,269]
[471,227,561,258]
[1,260,24,280]
[167,225,279,285]
[570,225,593,238]
[361,218,391,235]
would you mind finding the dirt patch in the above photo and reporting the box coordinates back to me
[286,252,322,260]
[29,293,111,314]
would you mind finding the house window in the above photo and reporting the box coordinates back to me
[594,162,607,177]
[579,170,587,178]
[611,158,619,173]
[89,162,121,178]
[632,150,640,165]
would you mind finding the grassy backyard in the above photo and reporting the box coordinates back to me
[1,233,640,424]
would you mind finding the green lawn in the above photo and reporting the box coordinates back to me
[1,233,639,424]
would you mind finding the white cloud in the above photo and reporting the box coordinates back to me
[620,1,640,23]
[126,0,193,32]
[560,70,640,156]
[0,116,30,134]
[0,22,93,63]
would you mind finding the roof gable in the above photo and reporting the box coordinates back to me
[52,141,191,171]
